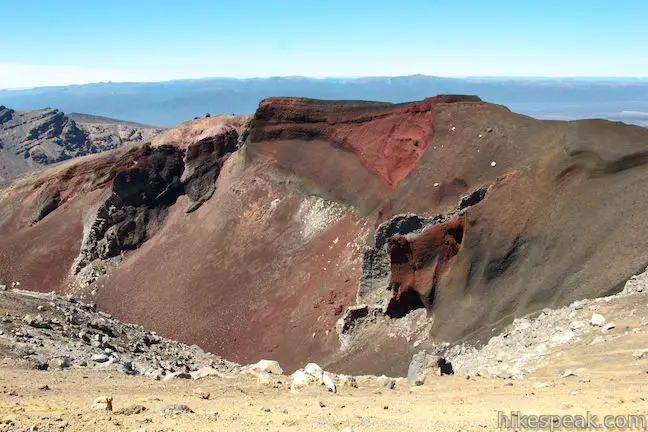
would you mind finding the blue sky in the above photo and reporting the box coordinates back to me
[1,0,647,88]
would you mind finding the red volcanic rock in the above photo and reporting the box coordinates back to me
[386,216,465,317]
[251,95,481,187]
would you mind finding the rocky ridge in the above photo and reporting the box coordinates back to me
[0,106,161,182]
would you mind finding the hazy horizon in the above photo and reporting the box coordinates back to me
[2,74,648,93]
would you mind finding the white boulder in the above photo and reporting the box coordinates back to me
[304,362,324,381]
[590,313,606,327]
[250,359,283,375]
[191,367,222,380]
[338,374,358,388]
[323,373,337,393]
[290,369,313,393]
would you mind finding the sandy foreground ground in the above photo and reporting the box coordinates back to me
[1,346,647,432]
[1,290,647,431]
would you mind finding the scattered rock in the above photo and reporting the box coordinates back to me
[23,314,52,329]
[590,314,606,327]
[570,320,585,331]
[0,290,238,381]
[31,357,49,371]
[191,367,223,380]
[159,404,193,416]
[48,357,71,369]
[37,384,49,391]
[193,388,210,399]
[378,376,396,390]
[115,404,147,416]
[490,161,497,167]
[632,349,648,360]
[603,322,616,332]
[290,369,312,393]
[571,300,585,310]
[91,396,113,411]
[91,353,110,363]
[162,371,191,381]
[560,369,577,378]
[256,371,273,386]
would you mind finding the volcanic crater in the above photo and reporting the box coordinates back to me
[2,95,648,374]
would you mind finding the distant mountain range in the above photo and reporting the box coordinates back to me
[1,76,647,127]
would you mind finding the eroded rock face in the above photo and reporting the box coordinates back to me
[183,131,238,212]
[358,214,444,306]
[386,216,465,317]
[74,145,184,273]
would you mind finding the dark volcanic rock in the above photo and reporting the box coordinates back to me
[74,144,184,272]
[30,189,61,225]
[183,131,239,212]
[458,186,488,211]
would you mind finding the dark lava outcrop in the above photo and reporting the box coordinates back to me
[74,144,185,273]
[2,97,648,375]
[183,130,239,212]
[29,188,61,225]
